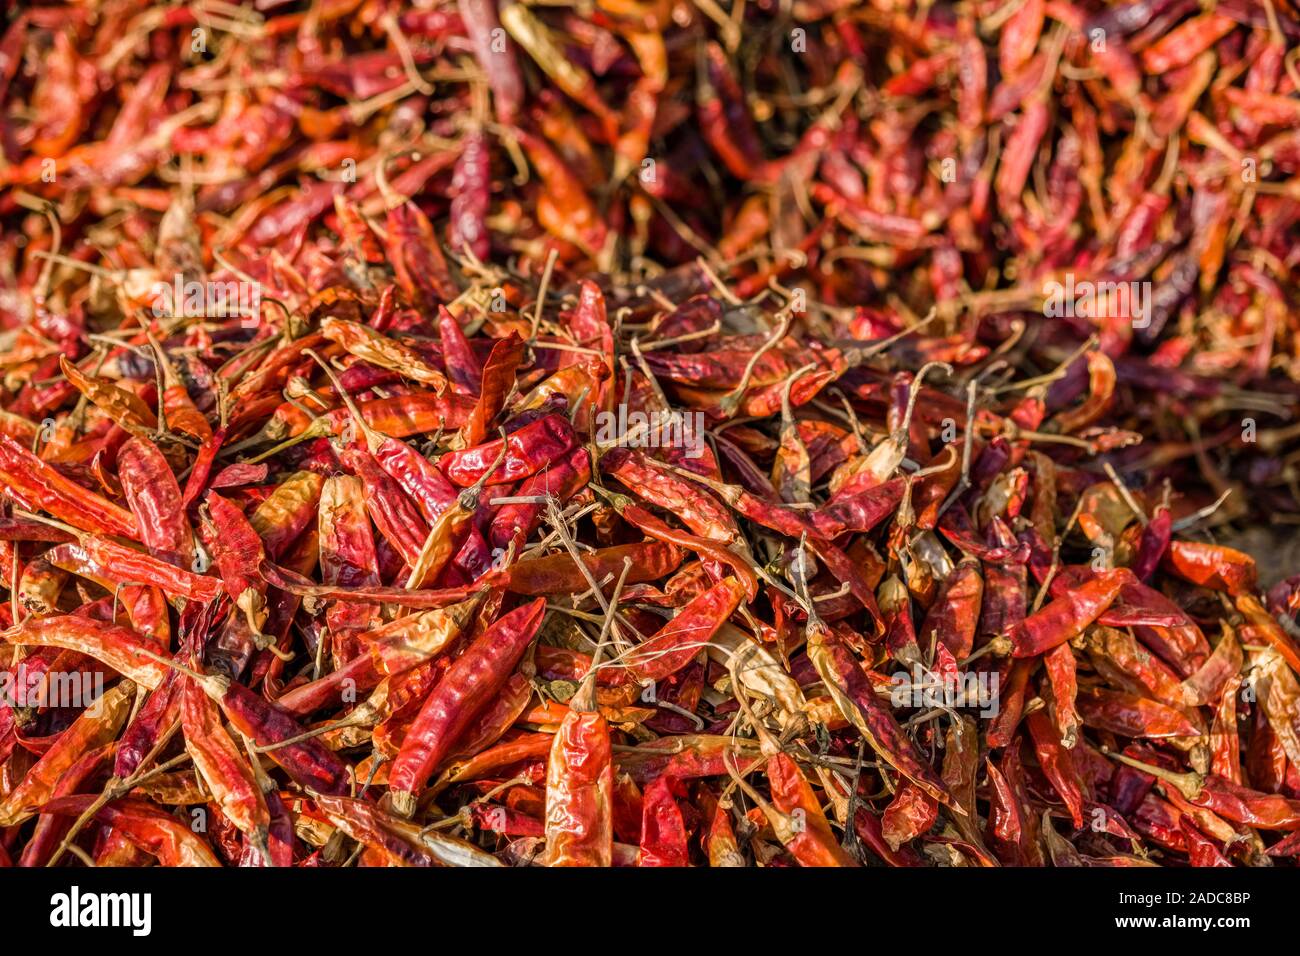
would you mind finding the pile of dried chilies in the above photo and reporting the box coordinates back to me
[1,0,1300,867]
[4,0,1300,525]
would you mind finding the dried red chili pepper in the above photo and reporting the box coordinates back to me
[388,598,546,815]
[542,703,614,866]
[992,569,1133,658]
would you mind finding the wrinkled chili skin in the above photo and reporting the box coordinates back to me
[389,599,546,804]
[808,623,951,806]
[440,414,576,487]
[0,435,139,538]
[507,541,683,595]
[115,672,181,779]
[768,752,859,866]
[489,446,590,552]
[448,131,492,262]
[543,709,614,867]
[217,680,351,797]
[203,493,268,608]
[41,795,222,867]
[118,436,195,568]
[626,577,746,682]
[1003,570,1133,658]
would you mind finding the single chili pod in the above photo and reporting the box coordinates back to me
[388,598,546,815]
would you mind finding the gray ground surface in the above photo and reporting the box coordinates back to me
[1220,526,1300,591]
